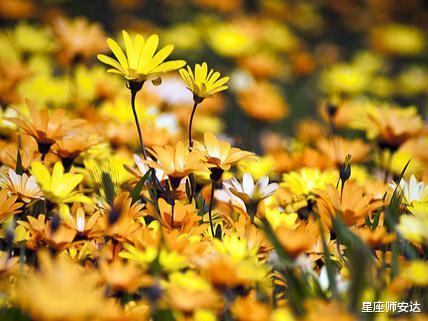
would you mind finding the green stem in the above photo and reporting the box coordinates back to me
[188,101,199,148]
[208,180,216,237]
[131,89,147,159]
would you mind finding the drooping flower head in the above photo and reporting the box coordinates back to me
[97,30,186,84]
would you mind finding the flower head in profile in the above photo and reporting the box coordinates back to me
[97,30,185,84]
[194,132,256,172]
[225,173,279,204]
[179,62,229,102]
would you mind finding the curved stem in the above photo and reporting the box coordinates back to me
[188,101,198,148]
[208,180,216,237]
[131,89,148,159]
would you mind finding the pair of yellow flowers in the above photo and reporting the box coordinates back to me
[97,30,229,100]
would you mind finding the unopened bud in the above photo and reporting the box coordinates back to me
[340,154,352,183]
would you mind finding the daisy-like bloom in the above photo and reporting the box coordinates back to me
[225,173,279,205]
[180,63,229,148]
[194,132,256,178]
[1,168,42,203]
[31,161,91,215]
[316,136,371,167]
[0,189,22,223]
[124,154,165,182]
[15,252,122,321]
[8,101,85,155]
[353,105,425,150]
[157,198,200,230]
[97,30,185,84]
[396,202,428,244]
[146,141,207,185]
[390,175,428,205]
[52,17,107,65]
[164,271,222,313]
[315,182,384,228]
[179,62,229,102]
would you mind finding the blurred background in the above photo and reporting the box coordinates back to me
[1,0,428,154]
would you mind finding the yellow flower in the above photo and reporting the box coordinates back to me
[15,252,120,321]
[282,168,337,196]
[396,202,428,244]
[208,24,254,57]
[97,30,185,83]
[179,62,229,101]
[401,260,428,286]
[31,161,91,207]
[264,207,298,230]
[371,24,425,56]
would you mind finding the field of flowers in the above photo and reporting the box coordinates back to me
[0,0,427,320]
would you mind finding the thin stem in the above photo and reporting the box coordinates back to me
[170,182,177,229]
[208,180,216,237]
[188,101,199,148]
[171,197,175,229]
[131,89,148,159]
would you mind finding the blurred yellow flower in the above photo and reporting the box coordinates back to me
[371,24,425,56]
[208,24,255,57]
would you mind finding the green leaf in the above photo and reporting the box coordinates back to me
[101,171,116,206]
[16,149,23,175]
[0,308,31,321]
[131,170,151,204]
[152,309,175,321]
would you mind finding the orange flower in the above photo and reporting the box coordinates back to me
[9,101,85,154]
[0,189,22,223]
[354,226,395,247]
[99,259,153,293]
[194,132,256,171]
[315,182,384,228]
[316,136,371,167]
[231,295,271,321]
[52,17,107,65]
[157,198,201,229]
[17,214,76,250]
[237,81,288,122]
[276,225,315,258]
[147,141,207,181]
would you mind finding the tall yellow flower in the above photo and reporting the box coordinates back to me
[179,62,229,102]
[97,30,185,84]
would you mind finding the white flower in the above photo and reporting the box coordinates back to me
[1,168,42,203]
[318,266,350,294]
[133,154,165,182]
[390,175,428,204]
[224,173,279,204]
[214,188,246,211]
[146,76,193,105]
